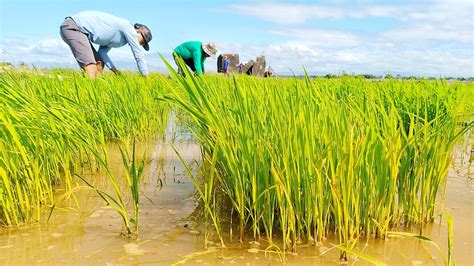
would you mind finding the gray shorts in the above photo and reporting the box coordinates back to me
[60,18,102,68]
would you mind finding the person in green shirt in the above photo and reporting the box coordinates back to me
[173,41,218,76]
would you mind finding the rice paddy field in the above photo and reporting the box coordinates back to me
[0,67,473,265]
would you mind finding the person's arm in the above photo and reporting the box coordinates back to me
[98,46,117,71]
[123,26,149,76]
[192,50,203,75]
[110,67,119,74]
[201,57,206,74]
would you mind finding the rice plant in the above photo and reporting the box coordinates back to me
[0,69,170,225]
[1,64,472,262]
[119,138,147,235]
[446,213,454,265]
[162,57,473,259]
[76,138,147,236]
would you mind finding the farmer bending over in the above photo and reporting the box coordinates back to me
[173,41,217,76]
[60,11,152,78]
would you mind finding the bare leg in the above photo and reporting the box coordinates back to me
[96,61,104,75]
[83,64,98,78]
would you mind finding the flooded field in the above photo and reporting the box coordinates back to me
[2,69,473,265]
[0,136,472,265]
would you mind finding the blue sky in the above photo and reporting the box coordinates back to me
[1,0,473,76]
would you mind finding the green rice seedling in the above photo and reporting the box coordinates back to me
[2,64,472,261]
[333,243,386,266]
[446,213,454,265]
[387,230,449,264]
[161,56,473,260]
[118,138,146,235]
[77,138,147,236]
[171,142,225,248]
[1,73,104,224]
[75,170,131,234]
[0,69,170,226]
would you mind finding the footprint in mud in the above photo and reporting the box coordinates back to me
[123,243,145,256]
[51,233,62,238]
[89,212,101,218]
[247,248,259,253]
[188,230,200,235]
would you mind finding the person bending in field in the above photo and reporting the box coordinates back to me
[173,41,218,77]
[60,11,152,78]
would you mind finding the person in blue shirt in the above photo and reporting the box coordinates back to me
[238,63,244,74]
[223,56,230,76]
[60,11,152,78]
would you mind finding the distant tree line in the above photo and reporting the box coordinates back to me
[320,72,474,81]
[1,61,473,81]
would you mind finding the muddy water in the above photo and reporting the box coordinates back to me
[0,139,472,265]
[0,139,203,265]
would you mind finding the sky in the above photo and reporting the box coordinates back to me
[0,0,473,77]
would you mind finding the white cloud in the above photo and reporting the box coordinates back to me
[223,1,474,76]
[231,4,344,24]
[270,28,361,47]
[230,2,405,24]
[1,1,472,77]
[0,38,204,72]
[31,39,70,56]
[2,34,472,77]
[230,1,474,45]
[1,38,75,65]
[218,35,473,77]
[0,38,163,69]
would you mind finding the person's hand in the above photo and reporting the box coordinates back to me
[96,61,104,74]
[111,67,120,74]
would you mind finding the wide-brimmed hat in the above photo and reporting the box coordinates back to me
[202,42,218,58]
[134,23,152,51]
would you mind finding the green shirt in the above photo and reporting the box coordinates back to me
[174,41,206,75]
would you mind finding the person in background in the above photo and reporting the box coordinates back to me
[173,41,218,76]
[60,11,152,78]
[264,66,274,77]
[246,64,254,75]
[238,63,244,74]
[223,56,230,76]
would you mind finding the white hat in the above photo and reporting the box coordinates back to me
[202,42,218,58]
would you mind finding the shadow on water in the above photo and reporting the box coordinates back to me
[0,118,472,265]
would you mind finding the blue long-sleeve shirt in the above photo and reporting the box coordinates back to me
[71,11,149,76]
